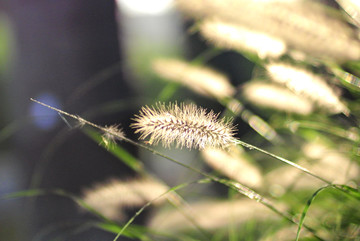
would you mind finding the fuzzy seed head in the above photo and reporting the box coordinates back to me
[201,146,263,188]
[176,0,360,62]
[152,58,235,99]
[266,63,349,115]
[199,18,287,59]
[131,102,237,150]
[82,178,169,221]
[101,124,125,149]
[243,81,314,115]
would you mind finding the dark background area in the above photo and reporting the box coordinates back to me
[1,1,137,240]
[0,1,254,240]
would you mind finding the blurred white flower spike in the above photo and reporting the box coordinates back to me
[243,81,314,115]
[199,18,287,59]
[152,58,235,100]
[148,199,276,232]
[82,178,169,221]
[176,0,360,62]
[266,63,349,115]
[201,146,263,188]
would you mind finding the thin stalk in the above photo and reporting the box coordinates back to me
[31,98,332,184]
[114,180,212,241]
[30,98,325,239]
[233,139,332,185]
[220,98,282,144]
[124,137,323,240]
[289,120,359,142]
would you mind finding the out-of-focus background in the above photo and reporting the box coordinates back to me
[3,0,358,240]
[0,1,252,240]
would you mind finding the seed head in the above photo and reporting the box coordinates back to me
[82,178,169,220]
[199,18,286,59]
[176,0,360,62]
[131,102,237,150]
[243,81,314,115]
[152,58,235,100]
[201,146,263,188]
[266,63,349,115]
[101,124,125,149]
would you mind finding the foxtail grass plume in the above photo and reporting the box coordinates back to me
[243,81,313,115]
[201,146,263,188]
[152,59,235,100]
[176,0,360,62]
[101,124,125,149]
[266,63,349,115]
[82,178,169,221]
[199,18,286,59]
[131,102,237,149]
[152,59,283,143]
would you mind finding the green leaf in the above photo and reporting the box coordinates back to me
[296,185,331,241]
[84,128,145,174]
[1,189,148,239]
[331,65,360,93]
[338,185,360,201]
[1,189,45,199]
[156,82,180,102]
[114,179,213,241]
[95,222,143,239]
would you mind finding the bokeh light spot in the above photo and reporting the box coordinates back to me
[30,93,61,130]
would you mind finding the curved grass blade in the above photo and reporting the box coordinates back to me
[288,120,359,142]
[337,184,360,201]
[96,222,155,240]
[28,98,326,238]
[222,98,282,144]
[84,128,145,174]
[2,188,111,222]
[156,82,180,102]
[32,220,126,241]
[113,179,212,241]
[338,69,360,93]
[1,189,46,199]
[1,189,142,239]
[84,127,210,238]
[295,185,331,241]
[330,64,360,94]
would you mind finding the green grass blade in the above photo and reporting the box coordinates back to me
[338,184,360,200]
[2,189,149,239]
[84,128,145,174]
[296,185,331,241]
[2,188,111,222]
[1,189,45,199]
[113,180,211,241]
[156,82,180,102]
[290,120,359,142]
[96,222,147,239]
